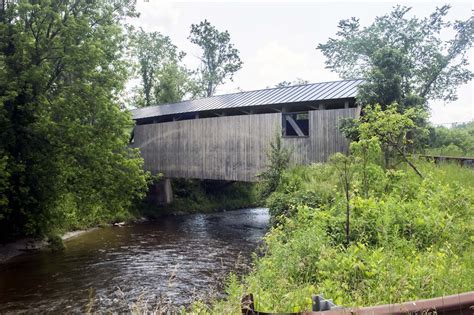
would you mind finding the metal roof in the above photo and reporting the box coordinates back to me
[131,79,364,120]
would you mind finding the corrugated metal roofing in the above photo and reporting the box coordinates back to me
[131,79,364,120]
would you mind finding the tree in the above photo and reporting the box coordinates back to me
[274,78,309,88]
[428,122,474,156]
[330,153,355,247]
[257,134,290,200]
[129,28,192,107]
[0,0,148,239]
[153,62,202,105]
[189,19,243,97]
[349,138,383,198]
[317,5,473,111]
[357,105,428,177]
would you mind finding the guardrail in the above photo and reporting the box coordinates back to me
[241,291,474,315]
[419,155,474,167]
[242,294,340,315]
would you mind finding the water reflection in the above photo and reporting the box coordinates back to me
[0,208,269,313]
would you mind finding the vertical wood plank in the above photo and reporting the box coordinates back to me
[133,108,356,182]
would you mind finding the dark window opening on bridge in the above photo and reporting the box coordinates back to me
[283,112,309,137]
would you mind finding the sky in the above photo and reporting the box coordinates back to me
[129,0,473,125]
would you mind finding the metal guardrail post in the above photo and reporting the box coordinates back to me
[241,293,255,315]
[241,293,341,314]
[312,294,339,311]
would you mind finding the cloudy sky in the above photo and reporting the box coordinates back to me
[130,0,473,125]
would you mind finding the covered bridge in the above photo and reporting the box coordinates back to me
[131,79,363,182]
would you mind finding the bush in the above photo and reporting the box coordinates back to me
[427,122,474,157]
[206,154,474,313]
[142,179,259,215]
[47,234,66,252]
[266,189,333,219]
[265,164,335,218]
[256,134,290,200]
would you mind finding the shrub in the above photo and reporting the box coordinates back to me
[257,134,290,200]
[206,155,474,313]
[47,234,66,252]
[265,164,335,220]
[427,122,474,157]
[143,179,258,215]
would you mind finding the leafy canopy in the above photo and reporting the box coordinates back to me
[129,28,200,107]
[0,0,148,239]
[427,122,474,157]
[359,104,428,176]
[189,19,243,97]
[152,62,202,105]
[317,5,474,110]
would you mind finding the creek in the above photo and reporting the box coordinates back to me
[0,208,269,313]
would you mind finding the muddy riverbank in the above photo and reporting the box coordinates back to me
[0,227,102,264]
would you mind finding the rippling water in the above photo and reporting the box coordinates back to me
[0,208,269,313]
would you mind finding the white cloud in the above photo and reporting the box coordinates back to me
[219,40,339,94]
[133,1,182,33]
[429,83,474,125]
[253,41,338,85]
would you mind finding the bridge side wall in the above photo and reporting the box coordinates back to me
[133,108,358,182]
[282,108,357,165]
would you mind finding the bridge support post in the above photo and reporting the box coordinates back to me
[148,178,173,205]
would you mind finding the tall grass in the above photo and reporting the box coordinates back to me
[197,160,474,314]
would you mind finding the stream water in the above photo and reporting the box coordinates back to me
[0,208,269,313]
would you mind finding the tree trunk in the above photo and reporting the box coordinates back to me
[396,147,423,178]
[344,166,350,247]
[207,81,213,97]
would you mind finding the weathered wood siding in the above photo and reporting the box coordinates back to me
[282,108,358,165]
[134,113,280,181]
[309,107,357,162]
[134,108,358,182]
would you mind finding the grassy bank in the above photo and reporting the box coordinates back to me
[195,160,474,313]
[139,179,259,217]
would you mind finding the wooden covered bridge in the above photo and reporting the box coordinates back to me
[131,79,363,184]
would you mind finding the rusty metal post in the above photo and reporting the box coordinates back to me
[241,293,255,315]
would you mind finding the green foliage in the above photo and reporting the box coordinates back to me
[153,62,202,105]
[257,134,290,201]
[189,19,243,97]
[274,78,309,88]
[329,153,355,246]
[47,233,65,252]
[427,122,474,157]
[317,5,474,108]
[0,155,9,213]
[341,105,430,165]
[207,157,474,313]
[141,179,258,216]
[265,164,335,221]
[339,117,360,142]
[349,138,384,198]
[357,104,428,176]
[0,0,149,240]
[128,28,200,107]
